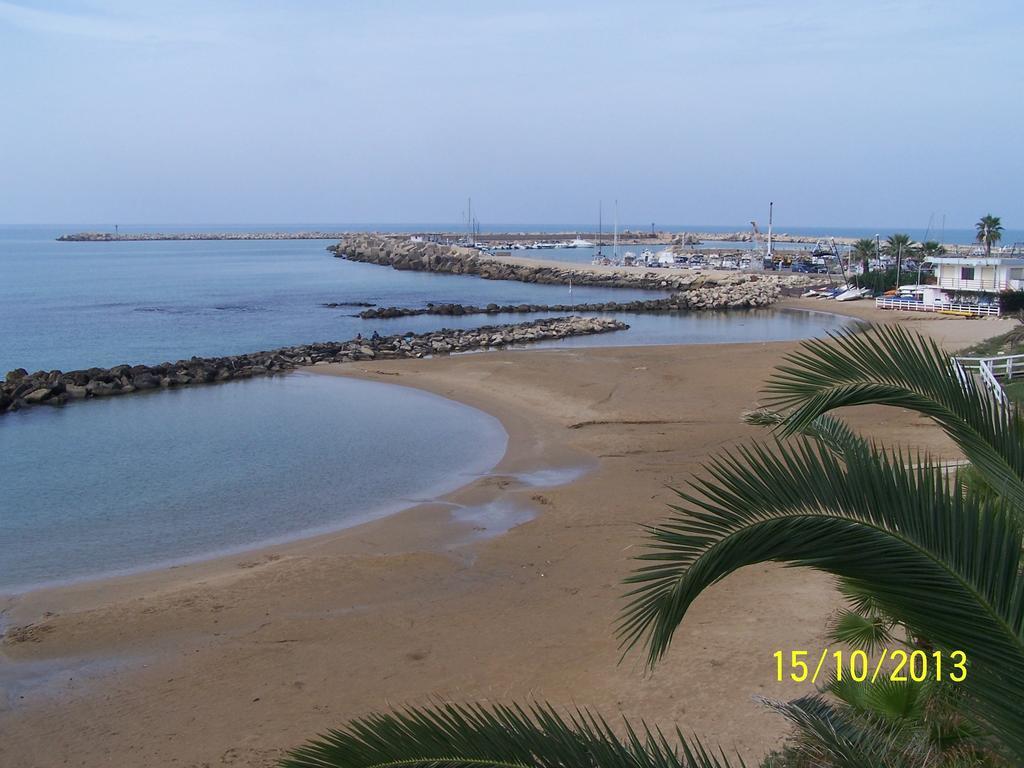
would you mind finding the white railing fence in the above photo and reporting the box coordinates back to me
[979,361,1010,406]
[955,353,1024,381]
[953,353,1024,407]
[876,297,1002,317]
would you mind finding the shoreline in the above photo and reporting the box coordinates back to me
[1,305,855,598]
[0,358,586,623]
[0,301,994,606]
[0,373,513,598]
[1,303,1014,767]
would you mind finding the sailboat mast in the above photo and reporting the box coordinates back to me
[767,201,774,261]
[613,200,618,260]
[598,201,603,257]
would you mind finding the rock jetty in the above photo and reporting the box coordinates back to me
[57,231,351,242]
[354,289,778,319]
[328,235,795,308]
[0,316,626,415]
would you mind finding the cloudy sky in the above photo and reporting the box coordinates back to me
[2,1,1020,228]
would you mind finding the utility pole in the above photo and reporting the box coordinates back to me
[875,234,881,275]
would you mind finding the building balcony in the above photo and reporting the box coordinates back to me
[936,277,1024,293]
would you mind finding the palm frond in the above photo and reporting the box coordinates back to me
[279,702,743,768]
[828,677,929,723]
[762,324,1024,511]
[759,695,902,768]
[618,438,1024,759]
[827,610,895,652]
[836,579,888,617]
[742,409,867,458]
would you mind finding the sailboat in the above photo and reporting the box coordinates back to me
[592,202,611,266]
[612,201,621,266]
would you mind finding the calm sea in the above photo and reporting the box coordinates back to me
[0,225,858,592]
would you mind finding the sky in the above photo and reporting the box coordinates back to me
[1,1,1021,229]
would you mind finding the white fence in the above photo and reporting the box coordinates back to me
[953,353,1024,407]
[876,297,1002,317]
[955,353,1024,381]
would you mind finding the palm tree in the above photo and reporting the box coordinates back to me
[884,233,914,256]
[920,240,946,261]
[852,238,877,276]
[883,234,917,286]
[977,215,1004,258]
[282,326,1024,768]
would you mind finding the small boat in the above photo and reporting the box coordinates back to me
[565,237,595,249]
[834,286,870,302]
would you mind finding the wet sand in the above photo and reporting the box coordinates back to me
[0,301,1011,767]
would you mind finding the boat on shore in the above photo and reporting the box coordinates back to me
[834,286,871,302]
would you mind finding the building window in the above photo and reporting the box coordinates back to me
[961,267,975,281]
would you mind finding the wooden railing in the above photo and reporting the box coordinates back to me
[876,297,1002,317]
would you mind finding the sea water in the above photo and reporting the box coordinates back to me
[0,373,507,593]
[0,226,855,590]
[0,228,661,373]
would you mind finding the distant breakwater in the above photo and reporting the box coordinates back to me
[328,235,789,309]
[57,231,350,242]
[0,316,626,415]
[356,297,688,319]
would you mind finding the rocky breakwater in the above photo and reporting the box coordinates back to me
[356,283,781,319]
[58,231,350,242]
[0,316,627,415]
[328,235,792,307]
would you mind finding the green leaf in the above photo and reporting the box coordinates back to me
[742,409,867,458]
[279,702,744,768]
[827,610,894,652]
[759,695,902,768]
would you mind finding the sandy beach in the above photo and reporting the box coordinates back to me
[0,300,1012,767]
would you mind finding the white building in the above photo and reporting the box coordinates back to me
[879,255,1024,317]
[931,256,1024,294]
